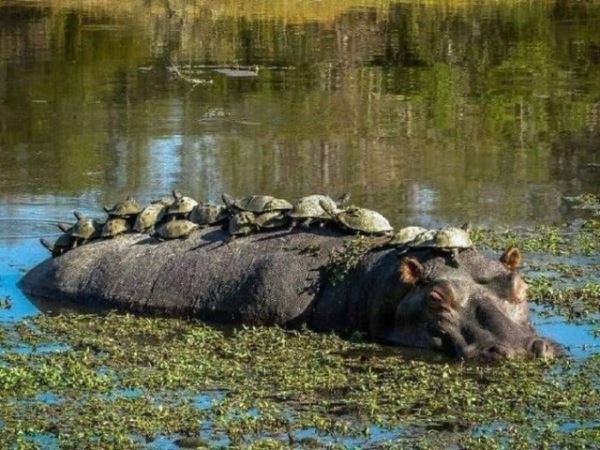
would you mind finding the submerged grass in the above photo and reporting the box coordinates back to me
[0,313,599,449]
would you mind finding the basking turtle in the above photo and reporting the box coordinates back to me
[40,232,77,257]
[134,203,167,233]
[101,218,131,238]
[71,213,102,242]
[189,203,228,227]
[288,194,340,228]
[398,227,473,261]
[154,220,199,240]
[152,196,176,207]
[166,190,198,219]
[222,194,292,214]
[227,211,257,236]
[388,226,429,246]
[320,201,393,235]
[104,197,143,218]
[255,211,290,229]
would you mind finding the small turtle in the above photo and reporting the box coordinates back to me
[104,197,143,218]
[255,211,290,229]
[152,196,176,207]
[227,211,257,236]
[189,203,228,227]
[166,190,198,218]
[71,212,102,242]
[222,194,293,214]
[101,217,131,238]
[134,203,167,233]
[288,194,340,228]
[40,232,77,257]
[388,226,429,246]
[154,220,199,240]
[320,201,393,235]
[399,227,473,262]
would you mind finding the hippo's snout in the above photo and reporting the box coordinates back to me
[527,337,564,359]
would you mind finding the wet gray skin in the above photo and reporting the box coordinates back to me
[387,247,562,361]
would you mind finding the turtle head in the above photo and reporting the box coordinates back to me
[222,193,236,208]
[318,199,337,217]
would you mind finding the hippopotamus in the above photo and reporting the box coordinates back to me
[20,227,561,361]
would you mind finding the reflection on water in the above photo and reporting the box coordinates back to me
[0,0,599,226]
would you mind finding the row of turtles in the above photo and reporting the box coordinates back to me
[40,191,474,258]
[40,192,392,256]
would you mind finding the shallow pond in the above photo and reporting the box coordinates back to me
[0,0,599,448]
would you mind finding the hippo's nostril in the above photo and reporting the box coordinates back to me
[480,343,516,361]
[528,338,562,359]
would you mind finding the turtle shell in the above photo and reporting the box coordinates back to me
[410,227,472,249]
[255,211,289,229]
[155,220,199,239]
[134,203,167,232]
[288,195,337,219]
[167,193,198,216]
[432,227,473,249]
[228,195,292,213]
[389,226,429,246]
[101,218,130,238]
[336,207,393,234]
[71,217,101,240]
[105,197,143,217]
[189,204,228,226]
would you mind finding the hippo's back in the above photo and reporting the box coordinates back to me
[20,227,348,325]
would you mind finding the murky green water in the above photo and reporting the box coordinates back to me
[1,0,599,226]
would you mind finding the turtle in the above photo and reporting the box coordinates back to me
[388,226,429,246]
[189,203,228,227]
[222,194,293,214]
[154,220,199,240]
[320,201,393,235]
[166,190,198,219]
[152,196,176,207]
[101,217,131,238]
[134,203,167,233]
[70,212,102,242]
[288,194,340,228]
[254,211,290,229]
[398,227,473,262]
[40,233,77,257]
[104,197,143,218]
[227,211,258,237]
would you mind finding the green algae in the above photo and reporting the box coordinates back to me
[471,225,600,256]
[0,313,598,449]
[527,279,600,321]
[325,235,381,285]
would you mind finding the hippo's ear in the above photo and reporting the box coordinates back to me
[500,246,522,271]
[399,257,424,285]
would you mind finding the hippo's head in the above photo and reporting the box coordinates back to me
[393,247,562,361]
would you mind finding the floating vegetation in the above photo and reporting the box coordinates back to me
[528,279,600,321]
[562,193,600,210]
[471,225,600,256]
[325,235,380,284]
[0,295,12,309]
[0,313,598,449]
